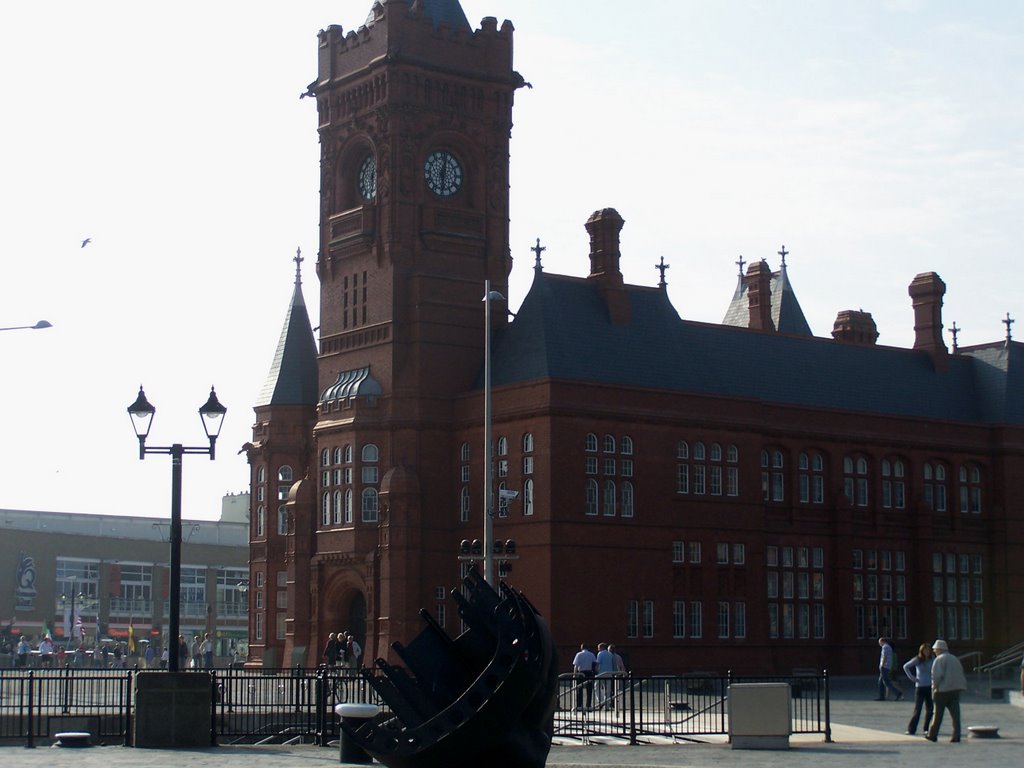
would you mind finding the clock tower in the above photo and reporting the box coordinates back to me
[300,0,522,662]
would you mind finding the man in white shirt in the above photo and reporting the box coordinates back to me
[926,639,967,743]
[572,644,597,710]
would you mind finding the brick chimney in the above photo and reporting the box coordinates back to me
[832,310,879,346]
[745,259,774,331]
[585,208,629,324]
[908,272,948,369]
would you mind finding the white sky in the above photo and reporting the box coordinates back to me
[2,1,1021,521]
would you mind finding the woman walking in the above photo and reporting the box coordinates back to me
[902,643,934,735]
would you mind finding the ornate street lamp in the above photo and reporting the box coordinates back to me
[482,282,505,586]
[127,385,226,671]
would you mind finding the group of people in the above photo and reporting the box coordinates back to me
[877,636,968,743]
[321,631,362,669]
[571,642,625,710]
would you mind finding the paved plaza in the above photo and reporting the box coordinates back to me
[5,677,1023,767]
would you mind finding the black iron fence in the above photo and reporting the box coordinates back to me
[0,666,829,747]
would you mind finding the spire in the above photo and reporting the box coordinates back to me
[532,238,545,273]
[256,252,320,407]
[376,0,471,31]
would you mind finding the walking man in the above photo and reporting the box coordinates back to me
[572,643,597,710]
[926,639,966,743]
[876,637,903,701]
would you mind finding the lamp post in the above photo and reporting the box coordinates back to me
[59,577,94,646]
[0,320,52,332]
[127,385,226,672]
[482,281,506,586]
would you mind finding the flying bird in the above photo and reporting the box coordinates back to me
[81,238,91,248]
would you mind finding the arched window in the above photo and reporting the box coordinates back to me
[844,455,869,506]
[585,479,599,515]
[677,441,690,494]
[497,436,508,456]
[522,432,534,453]
[361,488,379,523]
[585,433,598,452]
[344,488,353,524]
[710,443,722,462]
[924,462,948,511]
[959,464,982,514]
[278,507,288,535]
[882,458,906,509]
[257,505,265,537]
[320,448,330,467]
[709,443,723,495]
[362,444,379,483]
[621,481,634,518]
[256,466,266,483]
[799,451,825,504]
[726,445,739,496]
[333,490,343,525]
[278,465,293,482]
[343,444,353,464]
[762,448,784,501]
[523,478,534,516]
[333,447,343,465]
[321,494,330,526]
[460,441,471,463]
[460,486,471,522]
[621,436,634,455]
[694,442,706,461]
[603,480,616,516]
[603,434,616,453]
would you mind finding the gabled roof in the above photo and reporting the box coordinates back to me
[256,279,319,408]
[722,263,813,336]
[486,272,1022,426]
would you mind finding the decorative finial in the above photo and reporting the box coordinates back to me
[736,255,746,276]
[1004,312,1015,344]
[950,322,960,353]
[531,238,546,272]
[777,244,789,268]
[293,247,303,285]
[655,256,669,289]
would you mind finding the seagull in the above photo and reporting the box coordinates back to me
[81,238,92,248]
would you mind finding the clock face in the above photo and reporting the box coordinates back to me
[424,150,463,197]
[358,155,376,201]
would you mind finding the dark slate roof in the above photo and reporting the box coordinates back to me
[256,281,319,408]
[486,272,1023,426]
[368,0,471,31]
[722,264,813,336]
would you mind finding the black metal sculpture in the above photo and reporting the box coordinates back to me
[340,568,558,768]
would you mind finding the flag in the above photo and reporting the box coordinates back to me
[42,620,52,640]
[128,620,136,654]
[74,614,85,640]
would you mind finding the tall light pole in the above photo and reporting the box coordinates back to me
[0,320,52,332]
[482,281,505,586]
[127,385,226,671]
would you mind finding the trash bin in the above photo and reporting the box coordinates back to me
[335,702,380,764]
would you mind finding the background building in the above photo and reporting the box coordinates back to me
[2,496,249,660]
[245,0,1023,675]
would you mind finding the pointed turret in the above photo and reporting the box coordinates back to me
[256,249,319,407]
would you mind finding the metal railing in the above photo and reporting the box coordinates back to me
[554,670,831,743]
[0,666,829,748]
[0,667,134,747]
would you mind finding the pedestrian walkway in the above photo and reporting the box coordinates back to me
[5,676,1023,768]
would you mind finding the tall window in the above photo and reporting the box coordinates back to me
[626,600,638,638]
[799,451,825,504]
[460,486,471,522]
[844,455,869,506]
[762,449,784,501]
[709,443,723,496]
[585,479,599,516]
[924,463,948,511]
[321,493,330,526]
[673,600,686,638]
[344,489,353,524]
[603,480,616,516]
[361,444,379,483]
[256,505,265,537]
[333,490,343,525]
[642,600,654,638]
[523,478,534,516]
[726,444,739,496]
[676,441,689,494]
[362,488,379,523]
[693,442,706,495]
[959,464,982,514]
[881,458,906,509]
[277,506,288,535]
[621,481,634,518]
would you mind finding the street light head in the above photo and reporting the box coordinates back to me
[199,386,227,457]
[482,290,506,302]
[32,320,53,329]
[127,386,156,456]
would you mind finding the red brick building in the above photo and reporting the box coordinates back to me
[244,0,1024,675]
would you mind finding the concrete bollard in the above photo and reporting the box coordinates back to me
[335,702,380,764]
